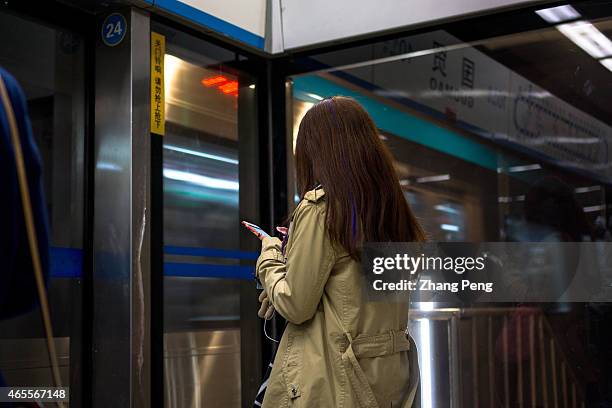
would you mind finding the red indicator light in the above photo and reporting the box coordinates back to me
[202,75,228,87]
[201,75,238,96]
[219,81,239,95]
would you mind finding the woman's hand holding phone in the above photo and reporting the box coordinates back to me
[241,221,270,240]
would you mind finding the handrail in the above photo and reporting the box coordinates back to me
[409,306,586,407]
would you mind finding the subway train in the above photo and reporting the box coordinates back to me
[1,1,612,407]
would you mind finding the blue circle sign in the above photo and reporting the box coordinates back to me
[101,13,127,47]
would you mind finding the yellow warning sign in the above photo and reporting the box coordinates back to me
[150,32,165,136]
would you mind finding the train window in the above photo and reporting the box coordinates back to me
[153,23,258,408]
[288,2,612,406]
[0,8,85,400]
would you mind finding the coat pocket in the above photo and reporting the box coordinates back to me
[281,333,304,401]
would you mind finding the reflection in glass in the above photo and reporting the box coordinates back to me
[289,6,612,405]
[162,50,247,407]
[0,10,85,393]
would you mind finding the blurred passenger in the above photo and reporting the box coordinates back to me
[496,176,599,405]
[594,215,611,241]
[0,67,50,390]
[523,176,593,242]
[255,96,424,407]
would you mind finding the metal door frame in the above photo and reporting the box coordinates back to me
[93,7,151,407]
[148,13,270,407]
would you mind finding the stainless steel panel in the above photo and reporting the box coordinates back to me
[164,329,241,408]
[93,7,150,408]
[0,338,70,387]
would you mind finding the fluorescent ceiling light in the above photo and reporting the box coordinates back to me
[441,223,460,232]
[583,204,605,213]
[434,204,460,214]
[164,145,238,165]
[575,185,601,193]
[541,136,600,144]
[164,54,182,98]
[556,21,612,59]
[536,5,580,23]
[508,164,541,172]
[419,310,433,408]
[96,162,122,171]
[420,320,433,408]
[416,174,450,183]
[306,93,324,101]
[163,168,239,191]
[600,57,612,72]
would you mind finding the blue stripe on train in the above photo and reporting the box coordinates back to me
[164,262,255,280]
[164,245,259,260]
[49,247,258,280]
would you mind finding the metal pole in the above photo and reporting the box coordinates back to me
[93,8,151,407]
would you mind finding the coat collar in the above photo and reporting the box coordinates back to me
[304,185,325,202]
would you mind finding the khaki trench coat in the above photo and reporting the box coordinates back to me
[256,187,419,408]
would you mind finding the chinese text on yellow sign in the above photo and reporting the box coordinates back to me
[150,32,165,136]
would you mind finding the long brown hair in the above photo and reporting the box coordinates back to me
[295,96,426,259]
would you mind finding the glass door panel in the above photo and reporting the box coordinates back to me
[0,9,86,405]
[154,23,259,408]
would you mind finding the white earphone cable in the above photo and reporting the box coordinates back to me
[263,312,280,343]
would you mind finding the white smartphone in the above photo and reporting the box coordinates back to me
[241,221,271,239]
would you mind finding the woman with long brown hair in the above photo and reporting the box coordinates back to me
[255,96,425,407]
